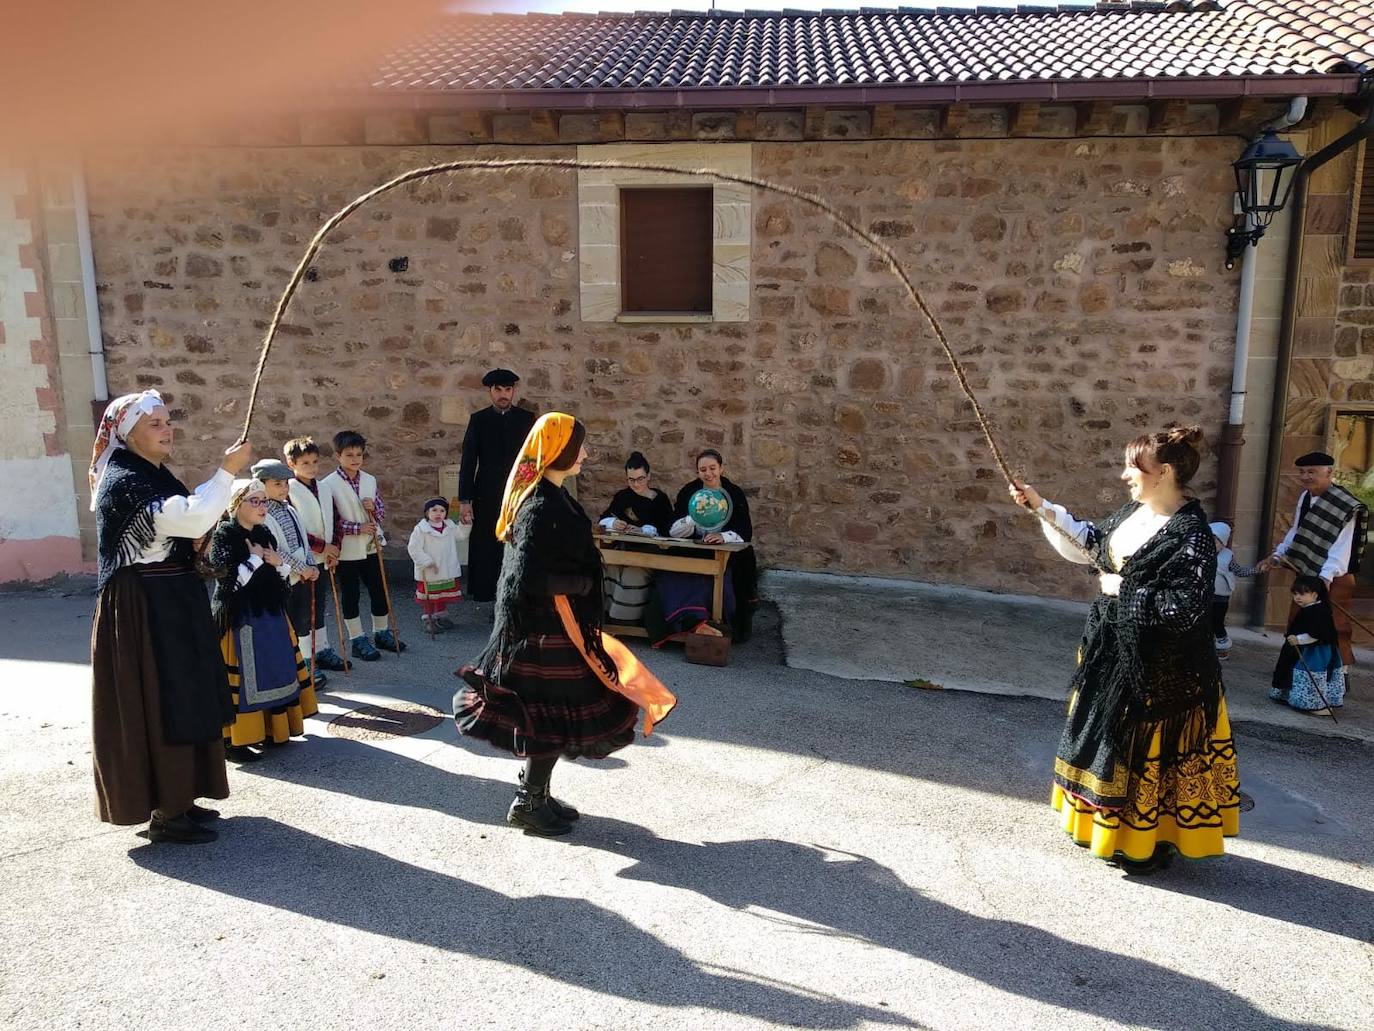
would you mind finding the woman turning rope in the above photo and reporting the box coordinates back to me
[1009,426,1239,873]
[90,390,252,844]
[454,413,676,836]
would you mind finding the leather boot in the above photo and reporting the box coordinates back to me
[520,766,580,822]
[507,786,573,837]
[148,813,217,844]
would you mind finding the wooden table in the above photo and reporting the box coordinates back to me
[594,530,749,638]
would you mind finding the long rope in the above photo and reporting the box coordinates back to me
[237,157,1090,557]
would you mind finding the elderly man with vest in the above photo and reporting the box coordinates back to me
[1259,451,1369,666]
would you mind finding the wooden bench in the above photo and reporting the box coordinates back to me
[594,530,748,638]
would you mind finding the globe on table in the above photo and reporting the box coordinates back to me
[687,487,733,534]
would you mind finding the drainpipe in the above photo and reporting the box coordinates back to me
[1248,100,1374,628]
[1214,97,1307,529]
[71,164,108,407]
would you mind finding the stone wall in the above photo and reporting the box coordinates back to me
[85,135,1240,599]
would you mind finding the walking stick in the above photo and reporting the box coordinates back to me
[326,563,351,675]
[374,530,402,655]
[309,573,317,688]
[1290,643,1340,724]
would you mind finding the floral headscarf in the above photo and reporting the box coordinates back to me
[88,390,166,509]
[495,413,575,542]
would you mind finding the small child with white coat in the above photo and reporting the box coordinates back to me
[1210,521,1257,659]
[407,497,469,634]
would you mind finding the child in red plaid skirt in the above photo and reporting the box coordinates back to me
[407,498,468,632]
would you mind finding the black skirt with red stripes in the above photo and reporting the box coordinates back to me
[454,605,638,760]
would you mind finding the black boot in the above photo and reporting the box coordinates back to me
[507,757,572,836]
[148,812,217,844]
[520,765,580,822]
[507,786,573,836]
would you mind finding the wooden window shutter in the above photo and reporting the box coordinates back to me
[1355,142,1374,260]
[620,187,713,313]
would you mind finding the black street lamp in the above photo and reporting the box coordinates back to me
[1224,128,1304,270]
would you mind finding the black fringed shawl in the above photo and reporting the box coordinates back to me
[209,520,290,628]
[1056,498,1223,808]
[477,479,614,684]
[95,448,195,589]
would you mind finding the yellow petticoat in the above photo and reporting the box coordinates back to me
[220,621,318,747]
[1053,698,1241,862]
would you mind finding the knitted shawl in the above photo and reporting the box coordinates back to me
[94,448,194,589]
[1061,498,1223,787]
[476,479,613,684]
[209,519,290,627]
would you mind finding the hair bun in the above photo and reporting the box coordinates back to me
[627,451,646,464]
[1164,424,1204,447]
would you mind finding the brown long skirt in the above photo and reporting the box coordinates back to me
[91,567,229,825]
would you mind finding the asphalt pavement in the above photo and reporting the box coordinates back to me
[1,578,1370,1031]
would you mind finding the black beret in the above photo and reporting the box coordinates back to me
[482,368,520,387]
[422,497,449,515]
[1294,452,1335,467]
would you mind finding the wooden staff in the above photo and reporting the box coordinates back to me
[372,521,402,655]
[308,572,317,688]
[326,564,350,675]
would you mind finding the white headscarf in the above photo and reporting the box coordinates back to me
[88,390,166,509]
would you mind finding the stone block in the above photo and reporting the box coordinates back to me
[363,113,425,145]
[756,110,804,141]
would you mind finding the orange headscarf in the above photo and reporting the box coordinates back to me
[494,412,575,542]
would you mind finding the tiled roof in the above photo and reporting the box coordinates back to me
[1243,1,1374,72]
[360,2,1372,98]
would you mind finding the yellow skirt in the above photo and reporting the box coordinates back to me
[1053,698,1240,861]
[220,621,318,748]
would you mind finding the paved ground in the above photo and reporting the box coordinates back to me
[771,569,1374,744]
[1,579,1372,1031]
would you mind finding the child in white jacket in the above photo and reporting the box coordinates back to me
[408,498,469,633]
[1210,521,1257,659]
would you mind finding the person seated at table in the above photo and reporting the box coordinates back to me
[646,448,759,644]
[598,452,675,625]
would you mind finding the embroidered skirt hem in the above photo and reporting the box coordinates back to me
[220,618,316,747]
[1052,699,1241,861]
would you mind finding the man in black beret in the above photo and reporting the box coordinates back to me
[1259,451,1367,664]
[458,369,537,604]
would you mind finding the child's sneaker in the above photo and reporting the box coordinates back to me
[351,635,382,661]
[434,614,456,631]
[421,614,440,635]
[374,628,407,653]
[314,647,350,672]
[1215,634,1232,659]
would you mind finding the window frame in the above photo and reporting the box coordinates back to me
[618,185,715,316]
[1348,139,1374,266]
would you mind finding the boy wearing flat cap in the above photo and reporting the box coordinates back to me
[458,368,536,604]
[1260,451,1368,664]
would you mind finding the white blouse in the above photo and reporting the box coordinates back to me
[131,469,234,564]
[1038,500,1172,572]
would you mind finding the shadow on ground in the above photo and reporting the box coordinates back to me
[133,802,1352,1031]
